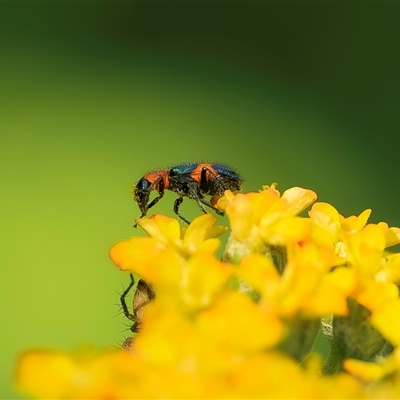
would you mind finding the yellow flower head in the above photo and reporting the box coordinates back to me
[14,184,400,399]
[109,214,228,306]
[225,185,317,246]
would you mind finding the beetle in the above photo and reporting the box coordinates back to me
[132,162,242,226]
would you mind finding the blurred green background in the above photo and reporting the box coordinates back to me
[1,2,400,398]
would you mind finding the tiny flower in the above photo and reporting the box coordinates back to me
[223,185,317,265]
[340,208,372,233]
[341,224,386,280]
[272,242,352,318]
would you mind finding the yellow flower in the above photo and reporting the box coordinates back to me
[273,242,354,318]
[341,224,386,279]
[225,185,317,247]
[15,184,400,399]
[109,214,228,308]
[236,242,354,320]
[222,185,318,272]
[309,203,400,262]
[300,265,356,316]
[15,347,142,399]
[110,214,226,268]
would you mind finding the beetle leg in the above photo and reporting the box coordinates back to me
[199,167,209,193]
[199,198,225,216]
[146,177,165,211]
[173,196,191,225]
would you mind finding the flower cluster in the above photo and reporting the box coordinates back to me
[15,185,400,398]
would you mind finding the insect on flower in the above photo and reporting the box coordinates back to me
[120,273,155,347]
[132,162,242,227]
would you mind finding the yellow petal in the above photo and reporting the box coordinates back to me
[357,281,399,312]
[385,226,400,248]
[137,214,181,243]
[183,214,226,252]
[15,348,137,399]
[343,358,387,381]
[16,350,76,398]
[370,299,400,347]
[110,237,163,272]
[380,253,400,284]
[197,292,283,353]
[134,305,190,364]
[179,255,232,310]
[237,254,280,295]
[254,190,285,221]
[230,353,310,399]
[226,193,255,241]
[281,187,317,217]
[308,202,340,243]
[197,237,222,254]
[260,216,311,245]
[109,237,181,286]
[340,209,371,232]
[302,267,356,316]
[341,224,386,276]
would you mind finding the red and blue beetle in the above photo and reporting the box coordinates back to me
[132,162,242,226]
